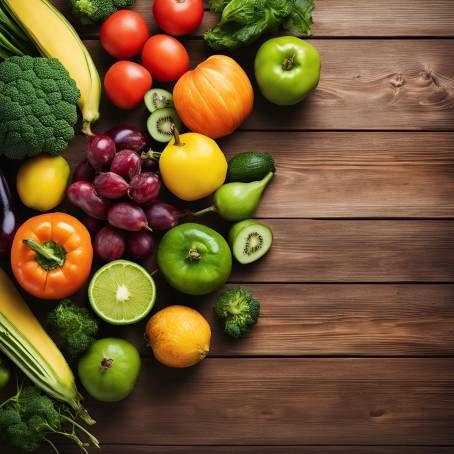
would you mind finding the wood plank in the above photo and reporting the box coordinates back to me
[64,132,454,218]
[73,359,454,445]
[99,283,454,357]
[33,446,454,453]
[82,39,454,132]
[51,0,454,38]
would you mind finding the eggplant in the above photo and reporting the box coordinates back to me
[0,171,17,256]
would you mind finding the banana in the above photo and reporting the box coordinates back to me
[1,0,101,135]
[0,268,94,424]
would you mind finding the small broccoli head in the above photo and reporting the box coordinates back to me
[0,56,80,160]
[214,287,260,338]
[71,0,137,23]
[47,299,99,359]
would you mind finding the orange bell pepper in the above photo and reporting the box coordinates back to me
[11,212,93,300]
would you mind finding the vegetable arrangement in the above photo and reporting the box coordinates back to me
[0,0,321,451]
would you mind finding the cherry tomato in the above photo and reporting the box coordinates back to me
[153,0,204,36]
[104,61,152,109]
[100,10,149,59]
[141,35,189,83]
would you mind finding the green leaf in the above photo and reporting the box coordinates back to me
[283,0,314,35]
[208,0,230,13]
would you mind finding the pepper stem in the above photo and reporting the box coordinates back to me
[186,249,201,261]
[23,239,65,269]
[190,206,216,217]
[171,125,184,147]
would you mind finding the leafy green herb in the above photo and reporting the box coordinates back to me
[205,0,314,50]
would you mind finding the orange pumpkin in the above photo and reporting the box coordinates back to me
[173,55,254,139]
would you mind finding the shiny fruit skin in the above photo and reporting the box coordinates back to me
[105,125,150,152]
[78,338,141,402]
[146,305,211,368]
[254,37,321,105]
[72,159,96,183]
[145,201,179,230]
[107,202,149,231]
[67,181,111,220]
[17,155,70,212]
[94,225,126,261]
[173,55,253,138]
[153,0,203,36]
[86,135,116,170]
[100,10,149,58]
[104,61,152,109]
[126,230,154,260]
[110,149,142,181]
[141,35,189,82]
[81,215,104,237]
[94,172,129,199]
[129,172,160,205]
[159,132,227,201]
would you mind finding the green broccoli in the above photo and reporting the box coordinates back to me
[214,287,260,338]
[47,300,99,359]
[0,56,80,160]
[70,0,137,24]
[0,384,99,453]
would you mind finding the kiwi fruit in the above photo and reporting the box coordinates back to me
[228,219,273,264]
[147,108,182,143]
[144,88,173,113]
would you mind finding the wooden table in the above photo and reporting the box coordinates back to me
[2,1,454,452]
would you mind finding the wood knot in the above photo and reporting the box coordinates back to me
[369,409,385,418]
[390,74,405,88]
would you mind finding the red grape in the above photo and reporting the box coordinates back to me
[94,172,129,199]
[145,201,179,230]
[86,134,116,170]
[129,172,160,205]
[107,202,150,231]
[94,225,125,261]
[72,159,95,183]
[105,124,150,152]
[81,215,104,237]
[67,181,111,220]
[110,149,141,181]
[126,230,154,260]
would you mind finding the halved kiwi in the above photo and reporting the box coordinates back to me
[228,219,273,264]
[147,108,182,143]
[144,88,173,113]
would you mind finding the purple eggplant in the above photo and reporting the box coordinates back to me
[0,172,17,256]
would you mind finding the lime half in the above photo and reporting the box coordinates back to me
[88,260,156,325]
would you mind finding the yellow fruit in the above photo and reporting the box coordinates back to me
[159,131,227,201]
[146,305,211,368]
[17,155,70,211]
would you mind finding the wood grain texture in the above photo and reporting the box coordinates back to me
[51,0,454,38]
[72,359,454,445]
[99,283,454,357]
[80,39,454,131]
[63,132,454,218]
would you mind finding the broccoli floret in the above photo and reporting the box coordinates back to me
[70,0,137,24]
[214,287,260,338]
[0,384,99,453]
[47,299,99,359]
[0,56,80,160]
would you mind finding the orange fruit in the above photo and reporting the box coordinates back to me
[145,305,211,368]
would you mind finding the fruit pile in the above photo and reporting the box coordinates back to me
[0,1,320,452]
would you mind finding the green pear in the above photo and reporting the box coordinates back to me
[213,172,274,221]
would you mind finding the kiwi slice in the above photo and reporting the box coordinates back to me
[228,219,273,264]
[144,88,173,113]
[147,108,182,143]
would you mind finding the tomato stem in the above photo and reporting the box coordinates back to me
[23,238,65,270]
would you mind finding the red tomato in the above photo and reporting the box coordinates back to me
[100,10,149,58]
[153,0,204,36]
[141,35,189,82]
[104,61,152,109]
